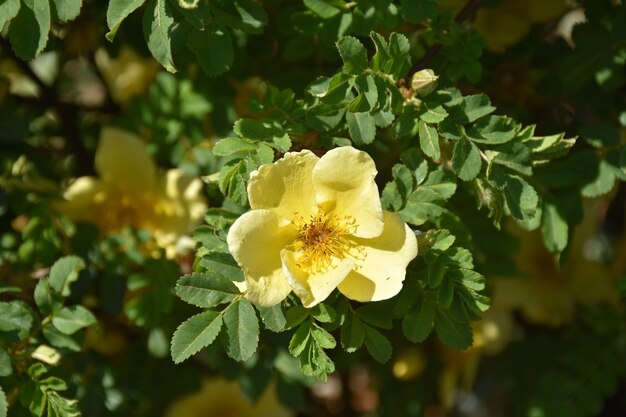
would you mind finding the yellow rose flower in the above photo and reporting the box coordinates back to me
[227,147,418,308]
[57,127,207,258]
[95,45,160,104]
[164,378,292,417]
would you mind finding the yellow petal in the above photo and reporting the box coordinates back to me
[56,176,106,222]
[338,211,417,302]
[281,249,354,308]
[95,127,156,195]
[312,147,384,238]
[247,150,319,224]
[227,210,297,306]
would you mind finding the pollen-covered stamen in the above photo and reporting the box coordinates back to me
[292,208,363,273]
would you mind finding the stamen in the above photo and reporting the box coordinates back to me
[291,206,363,273]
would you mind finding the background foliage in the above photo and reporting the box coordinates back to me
[1,0,626,416]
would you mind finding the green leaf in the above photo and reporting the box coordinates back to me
[0,346,12,377]
[341,314,365,353]
[213,137,256,156]
[176,273,240,308]
[106,0,146,41]
[490,168,538,222]
[0,301,34,335]
[348,74,378,113]
[311,325,336,349]
[7,0,51,60]
[171,310,223,363]
[434,308,473,349]
[42,323,82,351]
[51,0,82,21]
[391,106,420,140]
[401,0,438,23]
[451,138,482,181]
[219,159,248,206]
[34,279,63,316]
[311,304,336,323]
[467,115,518,144]
[0,0,20,29]
[303,0,341,18]
[223,298,259,361]
[346,111,376,145]
[336,36,368,75]
[289,321,311,356]
[437,277,455,307]
[419,102,448,124]
[188,27,234,77]
[356,302,393,329]
[403,294,436,342]
[48,256,85,296]
[449,94,495,124]
[490,142,532,176]
[400,170,457,225]
[51,305,96,335]
[541,199,568,253]
[581,159,617,197]
[200,252,244,282]
[143,0,176,73]
[418,120,440,160]
[363,325,392,363]
[0,386,6,417]
[258,304,287,332]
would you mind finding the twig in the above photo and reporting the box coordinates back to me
[405,0,484,82]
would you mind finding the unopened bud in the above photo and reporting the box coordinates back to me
[411,69,438,97]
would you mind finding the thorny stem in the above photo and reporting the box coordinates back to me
[404,0,484,83]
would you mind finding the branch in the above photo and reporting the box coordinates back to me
[405,0,484,82]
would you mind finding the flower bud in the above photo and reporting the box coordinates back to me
[411,69,439,97]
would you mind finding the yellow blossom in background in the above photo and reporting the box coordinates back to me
[164,378,292,417]
[441,0,569,52]
[227,147,418,308]
[492,200,621,327]
[57,127,207,258]
[95,45,160,104]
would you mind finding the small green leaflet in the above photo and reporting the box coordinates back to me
[541,199,568,253]
[223,298,259,361]
[175,272,239,308]
[171,310,223,363]
[336,36,368,75]
[363,325,392,363]
[303,0,342,18]
[51,0,82,22]
[0,385,6,417]
[451,138,482,181]
[8,0,51,60]
[49,256,85,296]
[106,0,146,41]
[143,0,176,72]
[346,111,376,145]
[0,0,20,29]
[51,305,97,335]
[403,294,436,343]
[418,120,440,160]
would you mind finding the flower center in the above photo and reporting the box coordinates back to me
[96,191,151,234]
[292,207,360,273]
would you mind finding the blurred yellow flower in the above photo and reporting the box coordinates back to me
[227,147,418,307]
[57,127,207,258]
[164,378,292,417]
[441,0,569,52]
[95,45,160,104]
[492,200,620,327]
